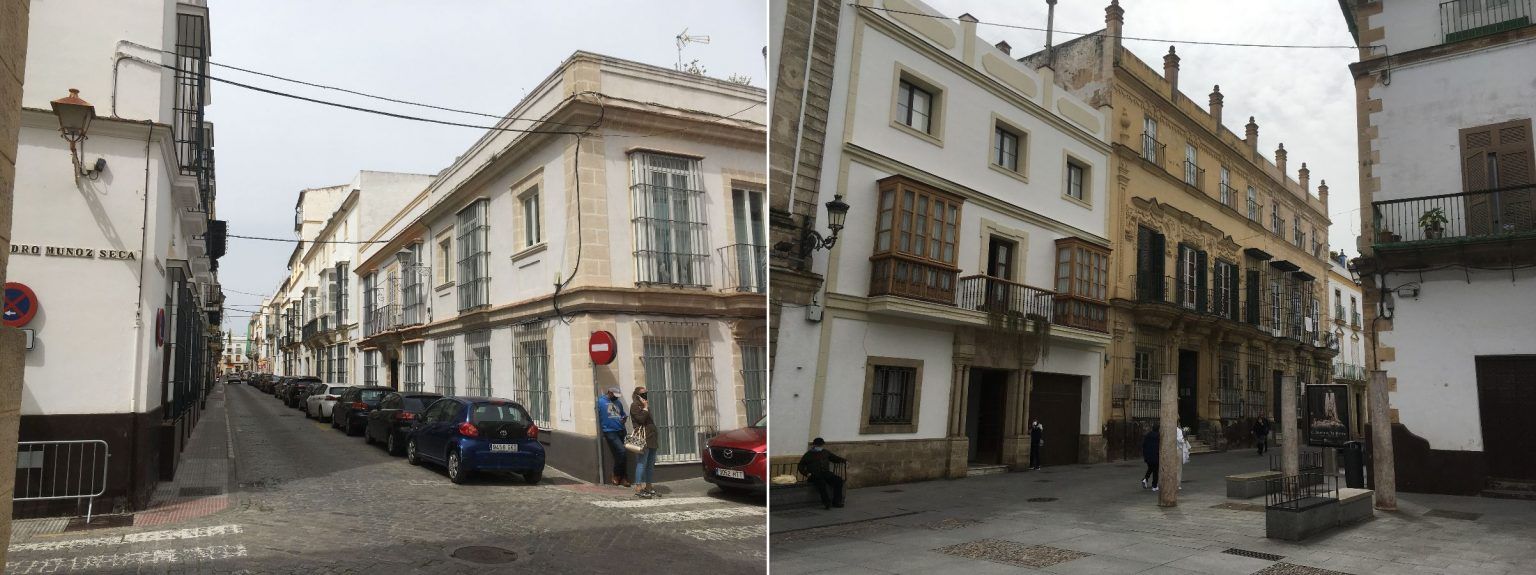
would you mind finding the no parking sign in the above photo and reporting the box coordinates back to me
[2,283,39,328]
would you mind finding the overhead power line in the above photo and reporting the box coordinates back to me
[228,233,389,245]
[858,5,1362,50]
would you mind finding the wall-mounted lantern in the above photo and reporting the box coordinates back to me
[49,88,105,179]
[797,194,851,257]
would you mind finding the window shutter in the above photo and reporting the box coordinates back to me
[1136,227,1151,298]
[1195,250,1208,312]
[1229,268,1241,319]
[1246,269,1261,325]
[1495,119,1533,231]
[1151,232,1166,299]
[1175,245,1187,305]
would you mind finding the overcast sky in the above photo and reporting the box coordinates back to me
[210,0,766,335]
[925,0,1361,257]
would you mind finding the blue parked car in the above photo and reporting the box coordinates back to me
[406,397,546,484]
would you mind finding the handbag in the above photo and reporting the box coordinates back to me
[624,427,647,454]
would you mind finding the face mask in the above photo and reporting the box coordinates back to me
[812,447,823,452]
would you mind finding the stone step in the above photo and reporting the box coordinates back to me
[967,464,1009,477]
[1487,478,1536,492]
[1482,489,1536,501]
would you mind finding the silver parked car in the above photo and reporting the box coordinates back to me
[306,385,348,422]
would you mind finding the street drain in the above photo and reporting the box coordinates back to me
[1026,497,1057,502]
[1425,509,1481,521]
[1223,548,1284,561]
[451,546,519,564]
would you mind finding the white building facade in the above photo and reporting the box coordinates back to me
[771,0,1113,487]
[352,52,766,484]
[10,0,223,510]
[1326,254,1367,438]
[1343,0,1536,494]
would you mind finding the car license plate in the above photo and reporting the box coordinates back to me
[716,468,745,479]
[490,443,518,453]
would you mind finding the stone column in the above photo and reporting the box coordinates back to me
[0,1,30,564]
[1280,374,1299,480]
[1158,372,1179,507]
[1369,370,1396,510]
[945,363,971,478]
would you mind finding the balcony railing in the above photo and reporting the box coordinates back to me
[1441,0,1532,43]
[1247,198,1262,221]
[718,243,767,293]
[1219,183,1237,206]
[1141,133,1165,167]
[1351,310,1361,327]
[366,304,402,338]
[1372,185,1536,245]
[301,316,329,342]
[869,253,958,305]
[1183,161,1206,191]
[957,275,1053,320]
[1333,362,1367,382]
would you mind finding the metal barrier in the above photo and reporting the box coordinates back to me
[1264,472,1338,511]
[1269,449,1322,473]
[14,440,110,522]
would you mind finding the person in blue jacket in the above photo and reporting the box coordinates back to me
[597,386,630,486]
[1141,427,1160,491]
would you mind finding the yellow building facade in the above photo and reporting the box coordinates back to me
[1025,0,1338,460]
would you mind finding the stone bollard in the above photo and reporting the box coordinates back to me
[1369,370,1397,511]
[1158,372,1178,508]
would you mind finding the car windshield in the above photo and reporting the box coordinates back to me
[327,386,348,394]
[403,397,435,411]
[470,402,529,425]
[359,390,387,402]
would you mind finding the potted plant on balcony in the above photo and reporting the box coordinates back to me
[1419,207,1448,239]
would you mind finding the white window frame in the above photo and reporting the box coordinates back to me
[456,199,490,311]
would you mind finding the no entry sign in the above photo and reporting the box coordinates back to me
[589,331,617,365]
[2,282,39,328]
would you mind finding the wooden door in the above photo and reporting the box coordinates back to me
[1475,355,1536,480]
[1028,373,1082,466]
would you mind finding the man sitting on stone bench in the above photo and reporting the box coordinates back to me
[799,437,847,510]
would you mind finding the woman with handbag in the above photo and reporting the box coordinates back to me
[629,386,660,498]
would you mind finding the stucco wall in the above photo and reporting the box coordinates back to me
[1380,266,1536,451]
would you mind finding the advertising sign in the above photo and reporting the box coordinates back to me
[1305,384,1352,447]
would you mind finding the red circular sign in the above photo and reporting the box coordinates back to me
[155,308,167,347]
[589,331,617,365]
[2,282,39,328]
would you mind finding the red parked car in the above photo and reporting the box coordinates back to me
[701,416,766,493]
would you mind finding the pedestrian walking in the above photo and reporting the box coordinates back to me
[798,437,847,510]
[630,386,659,498]
[1141,427,1159,491]
[1028,419,1045,470]
[1253,416,1271,456]
[596,386,630,486]
[1174,426,1191,491]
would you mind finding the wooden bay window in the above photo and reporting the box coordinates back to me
[869,176,963,304]
[1053,237,1109,332]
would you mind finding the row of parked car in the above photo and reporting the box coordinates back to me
[243,374,547,484]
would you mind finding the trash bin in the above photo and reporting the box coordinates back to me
[1343,441,1366,489]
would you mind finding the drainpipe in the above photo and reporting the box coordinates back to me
[786,0,822,252]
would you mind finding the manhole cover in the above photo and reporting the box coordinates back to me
[451,546,519,564]
[1026,497,1058,502]
[934,540,1088,568]
[1254,563,1353,574]
[1223,548,1285,561]
[1425,509,1481,521]
[179,486,224,497]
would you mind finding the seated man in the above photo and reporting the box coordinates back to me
[798,437,847,510]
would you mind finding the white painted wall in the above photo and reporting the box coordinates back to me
[1371,0,1533,55]
[1379,267,1536,451]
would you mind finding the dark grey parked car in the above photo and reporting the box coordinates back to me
[331,386,393,436]
[365,391,443,455]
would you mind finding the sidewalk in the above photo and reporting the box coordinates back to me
[770,451,1536,574]
[10,385,234,543]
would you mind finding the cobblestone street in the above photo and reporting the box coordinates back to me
[770,451,1536,574]
[6,384,766,574]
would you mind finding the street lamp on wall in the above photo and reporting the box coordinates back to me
[796,194,851,258]
[50,88,106,179]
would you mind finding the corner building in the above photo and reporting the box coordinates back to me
[1024,0,1339,460]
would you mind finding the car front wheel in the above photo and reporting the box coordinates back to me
[387,432,401,456]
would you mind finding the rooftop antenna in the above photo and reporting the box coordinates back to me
[676,27,711,71]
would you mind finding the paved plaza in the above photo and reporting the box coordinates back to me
[770,451,1536,574]
[6,385,766,574]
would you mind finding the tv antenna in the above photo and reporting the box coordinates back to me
[676,27,711,71]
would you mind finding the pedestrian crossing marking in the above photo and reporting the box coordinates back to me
[8,524,243,552]
[635,507,765,523]
[683,525,766,541]
[588,496,720,508]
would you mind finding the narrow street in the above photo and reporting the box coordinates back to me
[6,384,766,574]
